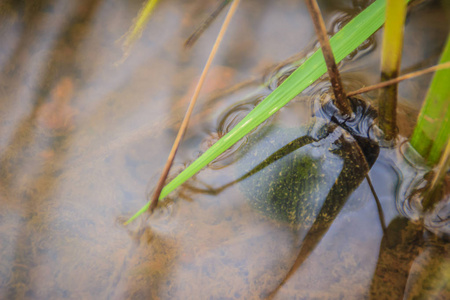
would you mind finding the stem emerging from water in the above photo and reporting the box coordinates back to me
[378,0,407,141]
[305,0,352,116]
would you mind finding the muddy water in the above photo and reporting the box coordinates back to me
[0,0,449,299]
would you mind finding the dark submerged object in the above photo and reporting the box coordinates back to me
[236,96,380,225]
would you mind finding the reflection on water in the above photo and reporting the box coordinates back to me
[0,0,449,299]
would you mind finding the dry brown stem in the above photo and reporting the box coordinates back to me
[347,62,450,97]
[147,0,241,213]
[305,0,352,116]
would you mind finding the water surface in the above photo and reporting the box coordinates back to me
[0,0,449,299]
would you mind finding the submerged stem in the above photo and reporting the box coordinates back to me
[119,0,161,62]
[366,175,387,234]
[184,0,232,48]
[305,0,352,116]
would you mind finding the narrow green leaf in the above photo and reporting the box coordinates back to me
[410,35,450,165]
[126,0,401,224]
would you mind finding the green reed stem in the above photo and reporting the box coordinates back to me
[378,0,407,141]
[410,35,450,165]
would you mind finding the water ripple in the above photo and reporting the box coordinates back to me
[198,96,266,169]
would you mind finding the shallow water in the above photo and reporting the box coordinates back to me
[0,0,449,299]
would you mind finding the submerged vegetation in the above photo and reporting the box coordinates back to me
[127,0,410,223]
[120,0,161,60]
[126,0,449,225]
[120,0,449,294]
[121,2,450,294]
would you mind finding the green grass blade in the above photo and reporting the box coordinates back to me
[126,0,402,224]
[410,35,450,165]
